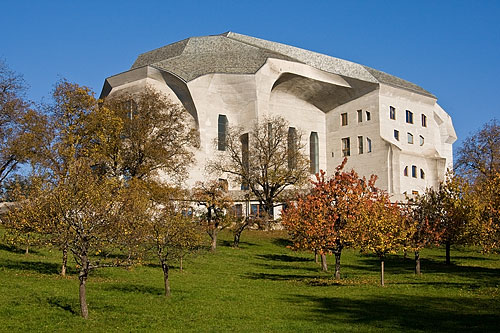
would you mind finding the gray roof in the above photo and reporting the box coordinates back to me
[131,32,435,98]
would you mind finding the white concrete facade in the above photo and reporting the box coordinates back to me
[101,32,456,202]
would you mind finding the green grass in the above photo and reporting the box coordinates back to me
[0,231,499,332]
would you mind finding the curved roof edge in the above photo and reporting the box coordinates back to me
[130,32,436,98]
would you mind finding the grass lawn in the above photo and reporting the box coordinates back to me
[0,230,499,332]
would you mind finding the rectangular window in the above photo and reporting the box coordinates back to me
[390,106,396,120]
[341,113,348,126]
[367,137,372,153]
[357,110,363,123]
[406,110,413,124]
[407,132,414,144]
[366,111,371,121]
[412,190,419,196]
[394,130,399,141]
[421,114,427,127]
[419,135,424,146]
[218,178,228,192]
[420,169,425,179]
[404,166,408,177]
[218,114,228,151]
[310,132,319,174]
[358,136,363,154]
[233,204,243,218]
[240,133,249,190]
[342,137,350,157]
[412,165,417,178]
[288,127,297,170]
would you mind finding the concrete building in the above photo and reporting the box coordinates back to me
[101,32,456,202]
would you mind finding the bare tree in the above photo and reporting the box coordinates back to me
[208,116,310,221]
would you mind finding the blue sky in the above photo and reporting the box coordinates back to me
[1,0,499,149]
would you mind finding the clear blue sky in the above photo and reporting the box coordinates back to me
[1,0,499,149]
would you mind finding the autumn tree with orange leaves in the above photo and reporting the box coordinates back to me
[358,188,408,286]
[282,159,372,280]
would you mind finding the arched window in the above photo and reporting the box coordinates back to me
[218,114,228,151]
[310,132,319,174]
[288,127,297,169]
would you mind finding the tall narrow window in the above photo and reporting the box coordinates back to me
[341,113,348,126]
[406,110,413,124]
[218,114,228,151]
[419,135,424,146]
[420,169,425,179]
[240,133,249,190]
[421,114,427,127]
[288,127,297,170]
[404,166,408,177]
[366,111,371,121]
[394,130,400,141]
[310,132,319,174]
[342,137,350,157]
[412,165,417,178]
[218,178,228,192]
[407,132,414,144]
[124,100,138,120]
[390,106,396,120]
[367,137,372,153]
[358,136,364,154]
[357,110,363,123]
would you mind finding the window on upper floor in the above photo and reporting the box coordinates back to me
[366,137,372,153]
[390,106,396,120]
[366,111,371,121]
[218,178,228,192]
[341,113,348,126]
[394,130,400,141]
[310,132,319,174]
[357,110,362,123]
[358,136,363,154]
[421,114,427,127]
[412,165,417,178]
[404,166,408,177]
[342,137,350,157]
[408,132,414,144]
[412,190,419,196]
[420,169,425,179]
[406,110,413,124]
[419,135,424,146]
[240,133,249,190]
[288,127,297,170]
[218,114,228,151]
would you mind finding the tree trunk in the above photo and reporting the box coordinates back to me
[179,256,183,272]
[233,232,241,248]
[321,253,328,272]
[403,248,407,260]
[314,249,318,264]
[161,260,171,297]
[380,258,385,287]
[210,230,217,252]
[78,256,89,319]
[334,251,341,280]
[61,246,68,277]
[445,241,451,265]
[25,235,29,255]
[415,251,421,275]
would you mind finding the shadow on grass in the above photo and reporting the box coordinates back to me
[104,284,164,296]
[255,262,321,273]
[47,296,77,315]
[0,244,38,254]
[220,240,257,248]
[257,254,312,262]
[354,255,500,286]
[244,272,318,281]
[272,238,293,248]
[0,259,67,275]
[287,294,499,332]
